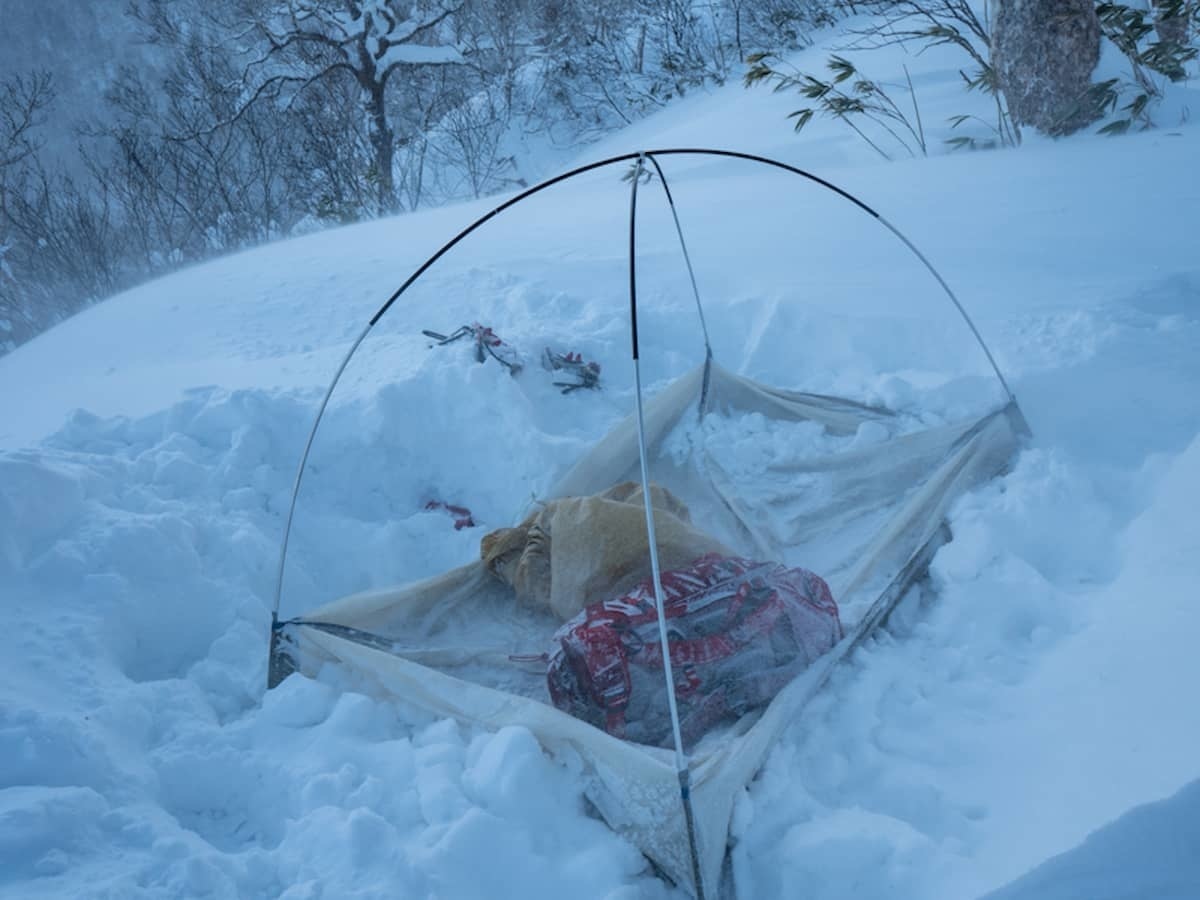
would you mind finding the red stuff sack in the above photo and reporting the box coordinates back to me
[546,553,843,748]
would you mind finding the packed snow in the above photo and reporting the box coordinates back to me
[2,23,1199,900]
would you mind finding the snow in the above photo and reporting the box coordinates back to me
[375,42,464,68]
[3,19,1200,900]
[979,777,1200,900]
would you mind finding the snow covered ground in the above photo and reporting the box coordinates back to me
[2,24,1199,900]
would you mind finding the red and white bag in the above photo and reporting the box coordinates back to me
[547,553,843,748]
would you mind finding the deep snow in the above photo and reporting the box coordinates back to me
[2,23,1200,900]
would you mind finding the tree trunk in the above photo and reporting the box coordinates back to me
[365,81,397,214]
[991,0,1102,136]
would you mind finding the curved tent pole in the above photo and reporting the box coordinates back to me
[364,148,878,328]
[269,321,372,655]
[874,217,1013,398]
[268,147,1016,668]
[359,147,1012,394]
[643,154,715,418]
[628,154,708,898]
[269,153,643,642]
[644,154,712,356]
[644,150,1013,402]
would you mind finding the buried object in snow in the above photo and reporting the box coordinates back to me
[266,149,1030,898]
[548,550,845,749]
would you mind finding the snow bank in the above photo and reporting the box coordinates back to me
[981,777,1200,900]
[0,386,679,897]
[730,426,1200,899]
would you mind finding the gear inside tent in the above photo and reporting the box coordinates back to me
[266,149,1029,898]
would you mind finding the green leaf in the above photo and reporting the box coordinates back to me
[827,97,866,115]
[788,108,815,132]
[1085,78,1122,116]
[1124,92,1150,118]
[827,55,856,84]
[800,76,831,100]
[1098,118,1132,136]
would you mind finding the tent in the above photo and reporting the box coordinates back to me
[267,149,1029,897]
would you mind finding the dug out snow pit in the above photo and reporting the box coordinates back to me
[266,150,1028,897]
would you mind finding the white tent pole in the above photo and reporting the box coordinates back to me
[628,153,707,899]
[644,153,714,419]
[269,323,372,667]
[876,214,1015,402]
[644,154,711,358]
[633,369,688,770]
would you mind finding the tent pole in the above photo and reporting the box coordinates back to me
[353,147,1013,402]
[629,153,708,900]
[644,154,712,359]
[643,153,714,421]
[269,146,1016,700]
[268,321,373,688]
[875,215,1015,401]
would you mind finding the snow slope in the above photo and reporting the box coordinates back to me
[980,776,1200,900]
[3,26,1200,900]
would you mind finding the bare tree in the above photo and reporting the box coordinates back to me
[99,36,304,263]
[0,73,60,350]
[2,0,852,355]
[166,0,472,213]
[0,73,54,175]
[0,158,125,351]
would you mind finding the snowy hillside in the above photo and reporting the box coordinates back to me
[2,26,1200,900]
